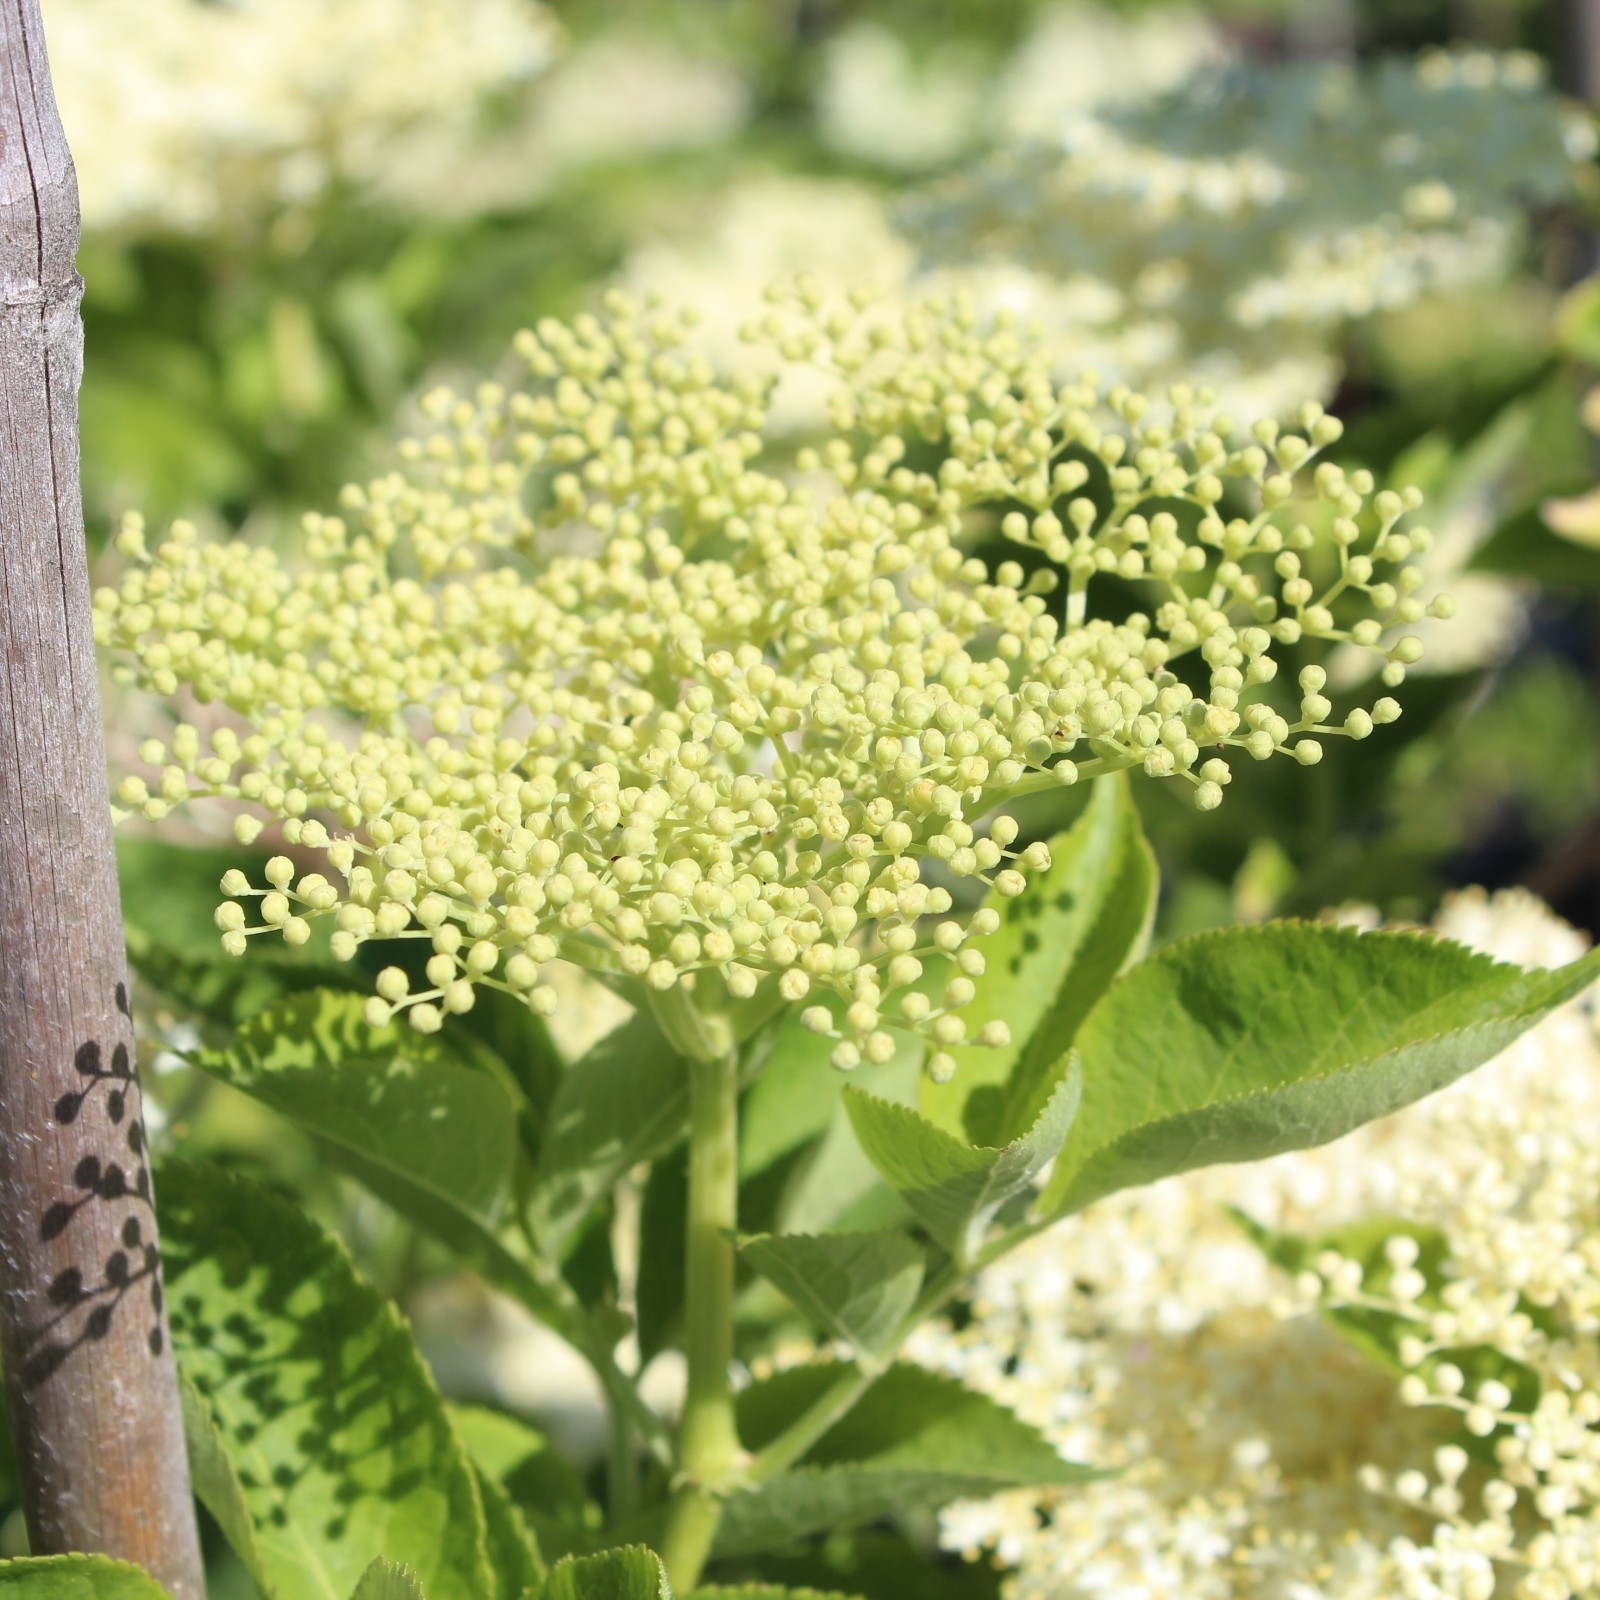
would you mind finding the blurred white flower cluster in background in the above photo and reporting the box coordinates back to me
[44,0,561,236]
[615,22,1588,446]
[902,45,1592,420]
[43,0,1588,443]
[815,4,1226,171]
[44,0,751,237]
[390,33,751,222]
[918,888,1600,1600]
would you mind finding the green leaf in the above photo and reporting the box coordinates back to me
[116,839,284,965]
[923,776,1155,1145]
[118,839,352,1023]
[179,1373,275,1596]
[740,1231,923,1369]
[539,1548,671,1600]
[636,1151,688,1365]
[448,1405,599,1565]
[797,1364,1085,1478]
[195,989,570,1329]
[686,1588,862,1599]
[714,1528,1001,1600]
[1040,925,1600,1219]
[742,1010,923,1183]
[198,989,518,1229]
[530,1013,689,1255]
[737,1006,923,1247]
[718,1365,1096,1559]
[843,1067,1081,1261]
[708,1528,1000,1600]
[350,1561,427,1600]
[0,1559,171,1597]
[161,1161,494,1600]
[471,1463,544,1600]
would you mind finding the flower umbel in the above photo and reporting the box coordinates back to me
[97,287,1444,1056]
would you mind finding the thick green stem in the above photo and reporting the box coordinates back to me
[658,1037,742,1589]
[606,1389,641,1525]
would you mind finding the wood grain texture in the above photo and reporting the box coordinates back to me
[0,2,205,1593]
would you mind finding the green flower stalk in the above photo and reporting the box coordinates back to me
[97,284,1446,1070]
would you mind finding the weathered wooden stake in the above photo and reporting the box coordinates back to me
[0,2,205,1593]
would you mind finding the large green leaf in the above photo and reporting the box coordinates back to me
[179,1373,275,1596]
[739,1231,923,1369]
[0,1560,171,1597]
[717,1365,1096,1557]
[923,777,1155,1146]
[161,1161,494,1600]
[540,1548,671,1600]
[530,1013,689,1255]
[350,1562,427,1600]
[843,1068,1080,1262]
[1041,925,1600,1219]
[194,989,571,1327]
[198,989,518,1228]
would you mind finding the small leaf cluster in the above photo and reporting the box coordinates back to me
[100,288,1443,1058]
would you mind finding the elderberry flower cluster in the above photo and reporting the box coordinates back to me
[98,288,1442,1061]
[919,889,1600,1599]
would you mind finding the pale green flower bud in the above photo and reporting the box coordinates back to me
[376,967,410,1003]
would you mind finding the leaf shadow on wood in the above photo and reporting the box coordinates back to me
[19,983,168,1389]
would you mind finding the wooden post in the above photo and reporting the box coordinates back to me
[1564,0,1600,105]
[0,2,205,1594]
